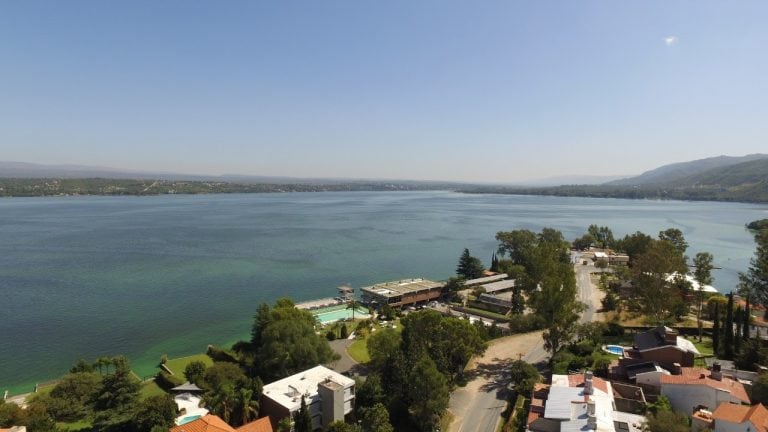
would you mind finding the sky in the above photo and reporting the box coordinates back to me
[1,1,767,183]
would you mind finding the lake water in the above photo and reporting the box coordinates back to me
[1,191,766,394]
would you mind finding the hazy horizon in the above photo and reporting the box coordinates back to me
[2,2,767,182]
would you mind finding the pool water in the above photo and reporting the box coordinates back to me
[604,345,624,356]
[178,415,202,425]
[313,305,370,324]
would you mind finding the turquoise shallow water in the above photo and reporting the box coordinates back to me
[1,191,766,394]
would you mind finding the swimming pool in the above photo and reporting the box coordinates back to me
[313,305,370,324]
[178,415,202,425]
[604,345,624,356]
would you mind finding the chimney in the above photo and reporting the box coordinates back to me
[584,370,593,395]
[672,363,682,375]
[711,363,723,381]
[587,401,597,429]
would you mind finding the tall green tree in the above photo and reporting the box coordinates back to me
[658,228,689,256]
[361,402,394,432]
[740,230,768,318]
[184,360,208,386]
[93,356,139,411]
[588,225,615,249]
[407,356,449,431]
[631,240,688,323]
[712,301,721,355]
[133,394,178,432]
[456,248,485,279]
[294,396,312,432]
[250,299,337,380]
[692,252,714,341]
[725,292,735,359]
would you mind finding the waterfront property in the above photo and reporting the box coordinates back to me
[360,278,444,309]
[312,304,370,324]
[618,326,699,372]
[260,365,354,430]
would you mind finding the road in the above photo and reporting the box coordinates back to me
[447,256,601,432]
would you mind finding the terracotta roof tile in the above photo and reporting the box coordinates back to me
[713,403,768,431]
[567,374,609,394]
[660,368,750,404]
[236,418,273,432]
[170,414,236,432]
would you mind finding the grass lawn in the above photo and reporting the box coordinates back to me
[348,338,371,363]
[164,353,213,377]
[346,319,402,363]
[140,379,167,399]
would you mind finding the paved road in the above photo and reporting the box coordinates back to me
[448,259,601,432]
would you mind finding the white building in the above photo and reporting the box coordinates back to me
[527,372,646,432]
[260,365,355,431]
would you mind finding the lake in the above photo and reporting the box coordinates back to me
[1,191,766,394]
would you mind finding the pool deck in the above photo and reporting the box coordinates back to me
[296,297,342,310]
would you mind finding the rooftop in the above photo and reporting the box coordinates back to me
[660,367,750,403]
[235,418,273,432]
[481,279,516,293]
[360,278,442,298]
[712,403,768,431]
[170,414,235,432]
[464,273,508,286]
[262,365,354,411]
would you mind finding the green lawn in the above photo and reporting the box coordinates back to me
[140,379,167,399]
[692,337,715,356]
[348,338,371,363]
[164,353,213,377]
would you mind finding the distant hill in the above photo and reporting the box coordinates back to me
[460,154,768,204]
[607,154,768,186]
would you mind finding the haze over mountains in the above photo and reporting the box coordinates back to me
[1,154,767,202]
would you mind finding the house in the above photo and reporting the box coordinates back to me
[260,365,354,430]
[708,402,768,432]
[360,278,444,309]
[462,273,509,286]
[619,326,698,371]
[635,366,750,415]
[526,371,646,432]
[169,414,272,432]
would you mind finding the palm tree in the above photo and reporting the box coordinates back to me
[233,387,259,426]
[347,299,360,321]
[205,384,236,424]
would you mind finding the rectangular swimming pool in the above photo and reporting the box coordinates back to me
[313,305,370,324]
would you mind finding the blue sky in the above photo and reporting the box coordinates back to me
[1,1,767,182]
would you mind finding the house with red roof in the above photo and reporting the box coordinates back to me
[708,402,768,432]
[169,414,272,432]
[635,365,751,415]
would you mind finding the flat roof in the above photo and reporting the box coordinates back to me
[464,274,508,285]
[262,365,354,411]
[360,278,442,298]
[481,279,516,293]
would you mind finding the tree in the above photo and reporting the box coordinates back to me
[93,355,139,411]
[184,360,208,386]
[725,292,735,359]
[250,299,337,380]
[692,252,714,341]
[588,225,614,249]
[510,287,525,315]
[276,417,292,432]
[325,421,363,432]
[294,396,312,432]
[642,410,689,432]
[70,358,95,374]
[572,233,595,250]
[340,323,349,339]
[615,231,654,262]
[456,248,485,279]
[232,386,260,427]
[631,240,688,323]
[658,228,688,256]
[361,402,394,432]
[712,301,721,355]
[355,374,385,416]
[133,394,178,432]
[508,360,540,395]
[367,329,402,371]
[48,371,102,421]
[407,356,449,431]
[751,372,768,405]
[740,230,768,317]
